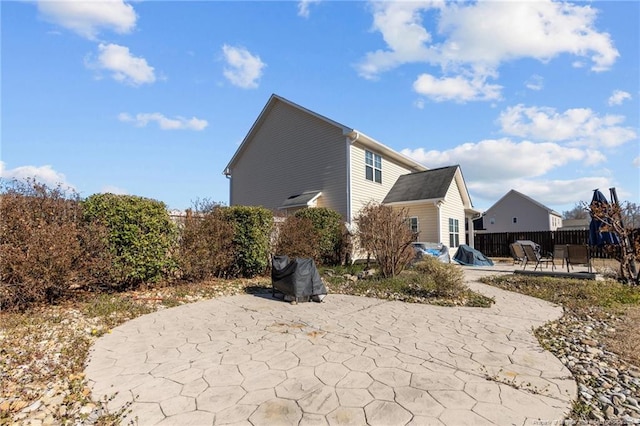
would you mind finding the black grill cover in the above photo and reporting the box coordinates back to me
[271,256,327,300]
[453,245,494,266]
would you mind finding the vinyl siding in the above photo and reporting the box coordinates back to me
[440,179,466,253]
[391,203,439,243]
[349,143,417,221]
[483,193,552,232]
[230,100,348,218]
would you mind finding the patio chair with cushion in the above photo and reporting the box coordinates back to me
[522,244,554,271]
[509,243,526,265]
[566,245,592,273]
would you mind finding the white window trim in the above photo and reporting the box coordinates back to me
[365,150,382,184]
[448,218,460,248]
[408,217,419,234]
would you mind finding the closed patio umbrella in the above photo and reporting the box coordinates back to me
[589,189,620,247]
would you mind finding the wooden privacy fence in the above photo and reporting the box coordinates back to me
[473,230,630,258]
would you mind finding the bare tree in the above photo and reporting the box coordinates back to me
[621,202,640,229]
[588,195,639,285]
[355,203,415,278]
[563,203,590,220]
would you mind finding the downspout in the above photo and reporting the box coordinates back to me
[224,168,232,206]
[436,200,442,244]
[346,131,360,223]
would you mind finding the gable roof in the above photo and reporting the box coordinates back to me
[224,94,426,175]
[488,189,561,216]
[224,94,350,176]
[382,166,475,211]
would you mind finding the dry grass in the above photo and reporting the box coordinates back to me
[480,273,640,368]
[602,305,640,367]
[0,278,269,424]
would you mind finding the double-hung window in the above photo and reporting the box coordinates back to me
[448,218,459,248]
[408,217,419,234]
[365,150,382,183]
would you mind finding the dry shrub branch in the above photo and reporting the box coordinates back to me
[0,179,111,311]
[589,199,640,285]
[355,202,415,278]
[178,206,236,280]
[274,215,320,261]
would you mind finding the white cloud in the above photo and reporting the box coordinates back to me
[37,0,137,40]
[101,185,128,195]
[118,112,208,130]
[498,104,637,148]
[470,176,615,210]
[357,1,436,80]
[413,73,501,103]
[633,157,640,168]
[525,74,544,91]
[298,0,321,18]
[87,43,156,86]
[357,0,619,100]
[0,161,74,189]
[608,90,632,106]
[222,45,265,89]
[400,141,612,210]
[401,138,595,182]
[435,1,618,72]
[413,99,425,110]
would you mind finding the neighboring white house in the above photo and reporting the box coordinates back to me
[476,189,563,233]
[223,94,479,252]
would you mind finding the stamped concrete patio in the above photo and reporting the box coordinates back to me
[85,265,577,425]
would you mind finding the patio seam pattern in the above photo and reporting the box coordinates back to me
[85,266,577,425]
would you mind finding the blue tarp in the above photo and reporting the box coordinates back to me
[412,242,450,263]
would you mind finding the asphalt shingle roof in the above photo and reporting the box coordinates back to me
[383,166,459,204]
[280,190,322,209]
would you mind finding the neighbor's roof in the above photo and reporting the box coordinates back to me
[489,189,561,216]
[383,166,459,204]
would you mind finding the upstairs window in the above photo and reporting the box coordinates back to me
[365,150,382,183]
[513,217,518,224]
[449,218,460,248]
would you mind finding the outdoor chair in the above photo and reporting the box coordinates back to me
[509,243,526,265]
[566,245,592,273]
[522,244,554,271]
[553,245,567,270]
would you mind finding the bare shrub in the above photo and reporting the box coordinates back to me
[589,196,639,285]
[0,179,110,310]
[355,202,415,278]
[177,207,235,281]
[274,216,319,260]
[413,256,466,297]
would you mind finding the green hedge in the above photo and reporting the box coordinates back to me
[294,207,344,265]
[82,194,177,286]
[222,206,273,278]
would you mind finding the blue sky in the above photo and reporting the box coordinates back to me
[2,0,638,214]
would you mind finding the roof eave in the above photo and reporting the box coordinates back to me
[384,197,444,206]
[346,130,427,173]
